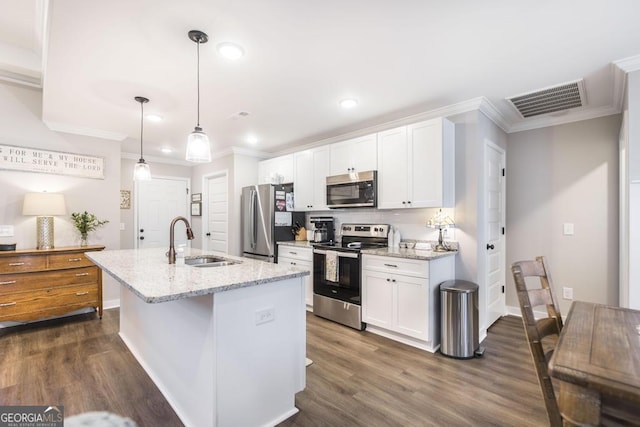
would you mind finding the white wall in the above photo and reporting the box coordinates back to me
[505,115,621,315]
[0,81,122,309]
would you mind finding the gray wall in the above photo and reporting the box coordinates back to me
[505,114,621,315]
[0,81,122,308]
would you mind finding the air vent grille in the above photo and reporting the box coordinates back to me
[507,80,585,118]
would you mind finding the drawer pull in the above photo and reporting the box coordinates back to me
[68,258,83,262]
[75,273,90,277]
[384,263,398,268]
[75,292,89,296]
[289,251,297,255]
[0,302,17,307]
[8,262,25,266]
[0,280,17,286]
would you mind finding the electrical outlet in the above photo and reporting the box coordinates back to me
[563,287,573,300]
[0,225,14,237]
[255,307,275,325]
[563,223,574,235]
[120,222,125,231]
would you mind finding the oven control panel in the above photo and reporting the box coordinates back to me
[341,223,389,238]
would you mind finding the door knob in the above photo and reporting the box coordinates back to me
[486,243,494,250]
[139,236,145,240]
[206,233,211,236]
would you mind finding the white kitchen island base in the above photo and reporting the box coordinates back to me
[119,277,305,427]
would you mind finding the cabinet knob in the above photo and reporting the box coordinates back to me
[486,243,495,250]
[206,233,211,236]
[402,201,406,205]
[386,278,390,282]
[140,229,144,233]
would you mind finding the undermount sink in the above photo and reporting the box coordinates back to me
[185,256,242,268]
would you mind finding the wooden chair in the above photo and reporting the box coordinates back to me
[511,256,564,427]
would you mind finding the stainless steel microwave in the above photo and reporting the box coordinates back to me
[326,170,377,208]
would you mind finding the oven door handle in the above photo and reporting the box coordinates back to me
[313,249,359,259]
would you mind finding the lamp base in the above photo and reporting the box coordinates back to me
[36,216,55,250]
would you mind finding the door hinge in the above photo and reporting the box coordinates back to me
[502,168,505,177]
[502,285,505,293]
[186,188,189,195]
[502,227,505,235]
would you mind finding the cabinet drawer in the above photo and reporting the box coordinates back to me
[0,255,46,273]
[48,253,96,269]
[278,246,312,262]
[0,266,99,295]
[0,284,98,318]
[362,255,428,278]
[278,257,312,271]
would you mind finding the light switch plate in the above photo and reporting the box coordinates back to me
[563,223,574,235]
[0,225,14,237]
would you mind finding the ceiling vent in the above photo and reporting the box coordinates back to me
[507,79,586,118]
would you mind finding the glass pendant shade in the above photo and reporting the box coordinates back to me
[133,159,151,180]
[186,126,212,162]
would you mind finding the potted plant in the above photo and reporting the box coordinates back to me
[71,211,109,246]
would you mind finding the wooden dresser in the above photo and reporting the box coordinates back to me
[0,245,105,323]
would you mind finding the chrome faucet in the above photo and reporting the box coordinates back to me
[168,216,195,264]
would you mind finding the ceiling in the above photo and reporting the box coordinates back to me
[2,0,640,164]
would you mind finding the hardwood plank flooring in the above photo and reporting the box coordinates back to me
[1,309,549,426]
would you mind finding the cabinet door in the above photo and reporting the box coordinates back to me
[258,154,294,184]
[394,274,429,340]
[293,151,313,210]
[352,134,378,172]
[329,141,353,175]
[311,147,330,210]
[278,256,313,307]
[377,126,409,209]
[408,119,442,207]
[362,269,393,328]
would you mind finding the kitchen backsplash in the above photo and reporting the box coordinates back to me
[305,207,456,243]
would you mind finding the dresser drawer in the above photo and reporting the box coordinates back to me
[48,253,96,269]
[0,255,47,273]
[0,266,99,295]
[0,283,98,319]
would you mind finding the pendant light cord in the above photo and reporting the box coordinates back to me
[140,100,145,160]
[196,38,201,127]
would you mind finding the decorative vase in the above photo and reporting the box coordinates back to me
[80,233,88,247]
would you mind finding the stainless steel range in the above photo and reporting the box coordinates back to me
[312,223,389,330]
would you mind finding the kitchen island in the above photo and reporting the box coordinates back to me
[86,247,309,427]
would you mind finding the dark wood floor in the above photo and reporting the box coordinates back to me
[1,309,549,426]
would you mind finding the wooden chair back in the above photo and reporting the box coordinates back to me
[511,256,563,427]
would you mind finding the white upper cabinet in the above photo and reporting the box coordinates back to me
[377,117,455,209]
[258,154,294,184]
[293,146,330,211]
[329,134,377,175]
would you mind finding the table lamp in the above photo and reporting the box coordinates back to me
[426,209,455,252]
[23,192,66,250]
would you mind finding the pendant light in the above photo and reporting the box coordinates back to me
[186,30,212,163]
[133,96,152,180]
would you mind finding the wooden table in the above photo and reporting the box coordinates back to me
[548,301,640,425]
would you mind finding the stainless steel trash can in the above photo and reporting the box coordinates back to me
[440,280,479,359]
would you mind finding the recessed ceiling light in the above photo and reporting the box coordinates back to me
[246,136,258,144]
[145,114,163,122]
[339,98,358,109]
[161,148,172,154]
[217,42,244,60]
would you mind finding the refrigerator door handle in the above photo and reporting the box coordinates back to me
[250,189,257,248]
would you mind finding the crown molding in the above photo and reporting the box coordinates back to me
[613,54,640,73]
[477,97,510,132]
[506,104,620,133]
[45,120,127,141]
[121,145,271,166]
[120,152,192,166]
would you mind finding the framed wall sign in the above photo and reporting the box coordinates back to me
[191,202,201,216]
[120,190,131,209]
[191,193,202,202]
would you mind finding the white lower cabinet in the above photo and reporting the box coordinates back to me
[362,254,455,352]
[278,244,313,310]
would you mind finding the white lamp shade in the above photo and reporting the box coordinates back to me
[133,161,152,181]
[23,192,66,216]
[186,127,212,162]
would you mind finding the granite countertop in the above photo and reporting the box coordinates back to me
[86,248,310,304]
[361,247,457,261]
[278,240,314,248]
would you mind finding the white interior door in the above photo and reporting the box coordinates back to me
[136,177,190,249]
[485,141,506,326]
[205,172,228,254]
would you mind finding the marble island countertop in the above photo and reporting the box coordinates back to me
[86,247,310,303]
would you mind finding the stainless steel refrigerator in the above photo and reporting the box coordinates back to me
[241,183,306,262]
